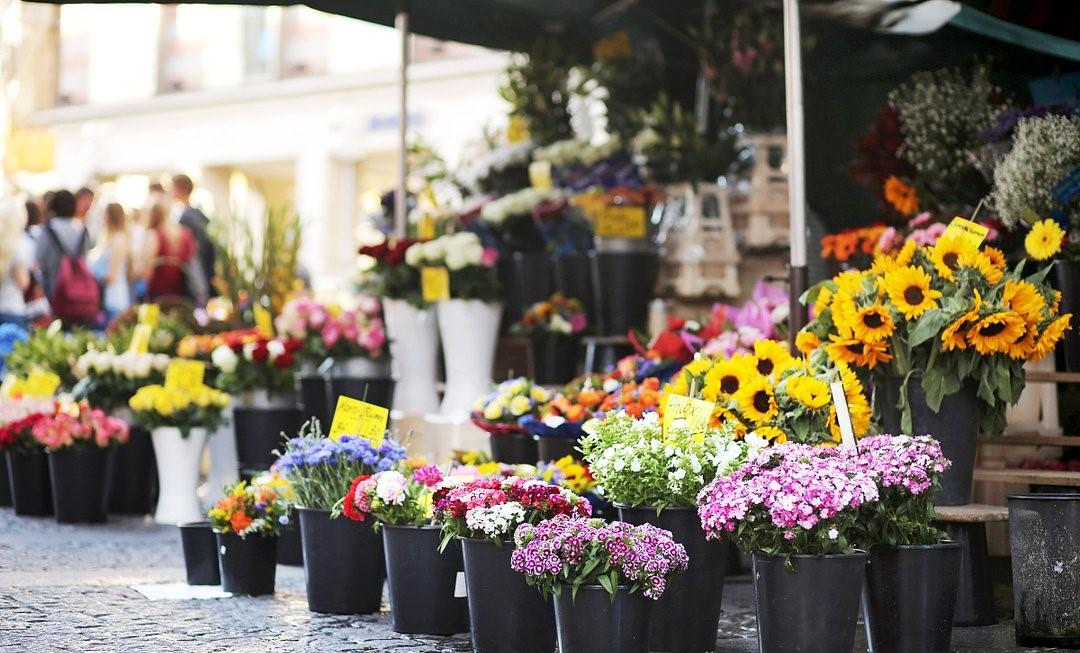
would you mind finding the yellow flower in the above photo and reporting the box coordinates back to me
[787,375,830,409]
[968,312,1027,355]
[837,363,871,436]
[830,292,859,334]
[1007,325,1038,360]
[795,330,821,355]
[1033,314,1073,361]
[753,340,794,378]
[751,425,788,444]
[1025,219,1065,261]
[884,175,919,215]
[813,287,834,316]
[851,304,894,343]
[703,356,757,400]
[827,335,892,369]
[895,240,917,266]
[483,402,505,421]
[153,392,176,416]
[983,246,1006,271]
[928,236,974,282]
[509,395,533,417]
[1051,291,1062,314]
[1003,279,1045,323]
[959,248,1003,285]
[883,265,942,320]
[736,377,779,425]
[530,386,550,403]
[833,270,867,296]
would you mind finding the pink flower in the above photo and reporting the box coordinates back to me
[357,295,381,316]
[908,212,931,228]
[481,248,500,267]
[309,306,329,329]
[321,323,342,349]
[876,227,899,252]
[358,323,386,354]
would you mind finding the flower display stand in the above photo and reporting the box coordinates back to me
[384,299,441,416]
[730,132,790,249]
[421,414,490,464]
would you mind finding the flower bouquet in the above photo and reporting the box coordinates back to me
[209,480,292,596]
[472,377,550,464]
[701,280,790,358]
[71,350,171,412]
[210,334,304,403]
[512,293,588,385]
[512,516,688,653]
[275,296,387,367]
[275,421,406,614]
[0,398,55,515]
[359,238,424,306]
[697,443,880,652]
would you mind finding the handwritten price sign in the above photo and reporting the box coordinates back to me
[328,395,389,447]
[941,217,989,248]
[165,359,206,390]
[421,266,451,303]
[597,205,647,239]
[662,394,715,435]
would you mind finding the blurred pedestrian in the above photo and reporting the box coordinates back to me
[0,200,34,327]
[35,190,99,328]
[144,202,196,301]
[90,203,132,321]
[171,174,215,296]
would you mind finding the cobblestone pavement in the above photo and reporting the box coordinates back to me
[0,509,1056,652]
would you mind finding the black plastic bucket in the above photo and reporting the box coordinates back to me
[553,253,597,333]
[907,378,979,506]
[618,506,726,652]
[179,521,221,585]
[536,436,578,462]
[276,511,303,566]
[217,532,277,596]
[554,585,652,653]
[233,406,304,473]
[1008,494,1080,648]
[298,374,330,429]
[498,251,555,327]
[108,425,157,515]
[326,377,394,417]
[752,551,867,653]
[488,432,538,465]
[383,525,469,635]
[460,537,556,653]
[590,251,658,335]
[873,375,902,436]
[7,449,53,516]
[864,543,962,653]
[1054,260,1080,372]
[0,453,10,507]
[48,447,114,523]
[529,333,580,385]
[298,507,385,614]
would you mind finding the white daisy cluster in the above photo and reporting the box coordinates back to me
[73,351,171,380]
[533,137,621,167]
[480,187,562,224]
[405,232,487,271]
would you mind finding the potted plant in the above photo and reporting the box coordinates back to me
[698,443,879,652]
[580,411,759,653]
[798,232,1070,504]
[275,421,406,614]
[32,399,129,523]
[72,349,170,515]
[211,332,305,474]
[433,476,592,653]
[250,469,302,566]
[341,463,468,635]
[472,377,549,464]
[512,515,689,653]
[519,377,607,462]
[405,231,503,418]
[0,398,57,516]
[857,434,960,653]
[128,382,230,524]
[208,479,292,596]
[511,293,587,385]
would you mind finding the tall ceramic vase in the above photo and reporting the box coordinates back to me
[437,299,503,419]
[151,426,208,525]
[384,298,441,415]
[203,403,239,508]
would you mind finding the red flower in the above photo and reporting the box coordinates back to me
[386,239,418,266]
[250,343,269,362]
[359,243,390,260]
[283,338,304,354]
[342,475,370,522]
[273,351,295,369]
[649,331,693,364]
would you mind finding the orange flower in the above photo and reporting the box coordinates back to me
[884,175,919,215]
[230,512,253,533]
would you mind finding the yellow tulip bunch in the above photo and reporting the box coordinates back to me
[128,383,230,433]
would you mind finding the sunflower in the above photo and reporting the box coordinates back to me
[957,248,1003,285]
[703,356,757,400]
[1033,314,1073,361]
[736,378,779,425]
[1052,291,1062,315]
[895,239,917,266]
[883,265,942,319]
[1003,279,1046,323]
[826,334,867,366]
[941,290,982,352]
[751,425,787,444]
[870,252,900,275]
[969,311,1027,355]
[837,363,872,436]
[851,304,894,342]
[1007,325,1038,360]
[928,236,974,282]
[834,270,868,296]
[813,287,834,316]
[1025,219,1065,261]
[831,291,859,333]
[787,375,830,409]
[983,246,1006,271]
[795,330,821,355]
[858,340,894,369]
[753,340,795,377]
[884,175,919,215]
[713,407,747,436]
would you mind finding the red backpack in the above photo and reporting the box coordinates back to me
[46,224,99,324]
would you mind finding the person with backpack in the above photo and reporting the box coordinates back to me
[35,190,100,328]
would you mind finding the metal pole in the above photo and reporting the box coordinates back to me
[783,0,809,343]
[394,8,409,239]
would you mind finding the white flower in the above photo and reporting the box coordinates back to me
[445,247,470,271]
[266,339,285,361]
[630,458,642,473]
[212,346,239,374]
[375,471,408,505]
[404,243,424,267]
[602,378,620,394]
[828,528,839,540]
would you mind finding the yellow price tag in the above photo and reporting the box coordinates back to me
[597,205,647,239]
[662,394,715,435]
[137,303,160,327]
[328,395,389,447]
[419,215,437,241]
[421,266,451,303]
[529,160,554,191]
[165,359,205,390]
[254,305,274,338]
[24,370,61,398]
[941,217,989,248]
[129,323,153,354]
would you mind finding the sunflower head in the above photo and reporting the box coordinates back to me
[787,375,830,409]
[929,236,975,282]
[883,265,942,320]
[795,330,821,355]
[982,246,1006,271]
[1033,314,1073,361]
[753,340,795,378]
[704,355,758,399]
[751,425,787,445]
[969,311,1027,355]
[959,248,1003,285]
[1003,279,1046,323]
[1025,219,1065,261]
[852,304,895,343]
[884,175,919,215]
[736,377,779,425]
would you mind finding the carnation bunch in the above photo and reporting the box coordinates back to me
[208,480,292,538]
[275,296,386,364]
[127,384,230,435]
[339,465,444,526]
[580,412,760,510]
[0,397,57,452]
[697,443,879,557]
[855,434,950,547]
[31,399,129,450]
[512,516,689,600]
[71,350,171,411]
[472,377,550,427]
[210,334,304,398]
[359,238,425,306]
[433,476,591,549]
[404,231,502,302]
[480,187,563,224]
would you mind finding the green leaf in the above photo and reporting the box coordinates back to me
[909,310,950,348]
[598,573,614,597]
[921,368,947,413]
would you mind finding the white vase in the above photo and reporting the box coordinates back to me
[151,426,208,525]
[329,356,391,378]
[437,299,502,419]
[384,298,441,415]
[202,406,238,507]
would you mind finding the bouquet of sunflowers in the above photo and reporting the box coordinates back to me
[127,383,231,436]
[797,228,1071,435]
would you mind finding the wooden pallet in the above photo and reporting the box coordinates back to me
[973,468,1080,487]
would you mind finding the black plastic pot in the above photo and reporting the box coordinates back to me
[298,373,330,428]
[554,585,652,653]
[873,375,902,436]
[108,425,157,515]
[276,512,303,566]
[590,251,658,335]
[864,543,962,653]
[535,435,579,462]
[1008,493,1080,648]
[529,333,580,385]
[1054,260,1080,372]
[488,432,538,465]
[326,377,395,418]
[498,251,555,327]
[460,537,556,653]
[0,453,10,507]
[6,449,53,516]
[216,532,277,596]
[233,406,304,474]
[618,506,727,652]
[554,253,597,333]
[752,551,867,653]
[383,525,469,635]
[298,507,385,614]
[179,521,221,585]
[48,447,114,523]
[906,377,979,506]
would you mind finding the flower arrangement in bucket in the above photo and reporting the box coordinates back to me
[701,280,790,358]
[359,238,425,307]
[127,384,230,436]
[511,293,588,337]
[472,378,551,463]
[0,398,58,453]
[31,399,129,451]
[209,480,292,596]
[71,350,171,412]
[209,333,305,400]
[404,231,502,302]
[339,464,444,526]
[275,296,387,365]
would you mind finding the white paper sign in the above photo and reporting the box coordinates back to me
[454,571,468,598]
[830,380,859,452]
[131,583,232,601]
